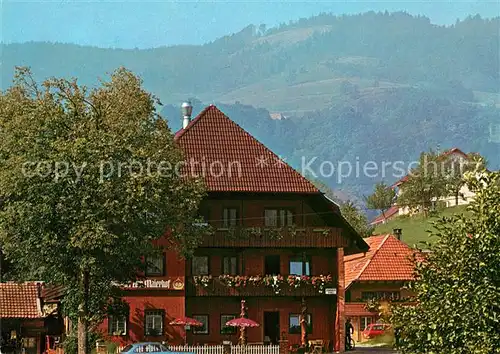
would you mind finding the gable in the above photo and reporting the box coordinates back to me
[344,235,417,288]
[175,105,319,194]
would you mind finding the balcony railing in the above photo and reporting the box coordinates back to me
[187,274,337,297]
[199,226,347,248]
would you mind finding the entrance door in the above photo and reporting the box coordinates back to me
[264,255,280,275]
[264,312,280,345]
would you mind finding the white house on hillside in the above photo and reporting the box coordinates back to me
[370,148,478,225]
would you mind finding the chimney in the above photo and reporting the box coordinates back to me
[181,101,193,129]
[393,228,402,240]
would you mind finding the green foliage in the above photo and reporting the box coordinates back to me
[0,67,206,329]
[3,13,500,203]
[396,150,447,216]
[391,170,500,353]
[340,200,374,237]
[365,182,396,217]
[444,153,487,206]
[374,205,469,247]
[64,331,103,354]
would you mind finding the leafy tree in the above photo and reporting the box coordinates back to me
[396,150,447,217]
[340,200,374,238]
[365,181,396,220]
[443,152,487,206]
[391,170,500,353]
[0,67,206,354]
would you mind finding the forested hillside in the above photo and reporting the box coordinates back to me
[2,11,499,204]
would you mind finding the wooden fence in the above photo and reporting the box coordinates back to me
[168,345,280,354]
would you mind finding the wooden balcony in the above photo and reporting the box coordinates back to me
[186,275,337,297]
[199,227,347,248]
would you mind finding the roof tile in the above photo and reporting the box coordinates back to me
[175,105,319,193]
[0,282,43,318]
[344,234,418,288]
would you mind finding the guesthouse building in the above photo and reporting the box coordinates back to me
[99,105,369,352]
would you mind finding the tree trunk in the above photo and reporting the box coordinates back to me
[78,270,90,354]
[455,191,459,206]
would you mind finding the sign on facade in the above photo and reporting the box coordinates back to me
[325,288,337,295]
[121,278,185,290]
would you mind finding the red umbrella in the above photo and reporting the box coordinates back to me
[225,317,260,328]
[170,317,203,345]
[226,300,260,346]
[170,317,203,327]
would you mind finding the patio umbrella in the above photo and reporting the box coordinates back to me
[225,317,260,328]
[170,317,203,344]
[225,300,260,346]
[225,318,260,346]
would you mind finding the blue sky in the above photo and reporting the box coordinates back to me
[2,0,499,49]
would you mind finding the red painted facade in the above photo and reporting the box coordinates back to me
[97,106,368,352]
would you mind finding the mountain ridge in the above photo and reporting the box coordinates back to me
[2,11,499,203]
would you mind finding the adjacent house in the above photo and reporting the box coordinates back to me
[370,148,477,224]
[0,282,64,354]
[368,205,399,226]
[98,104,369,352]
[343,231,417,343]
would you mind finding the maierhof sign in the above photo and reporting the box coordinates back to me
[119,278,185,290]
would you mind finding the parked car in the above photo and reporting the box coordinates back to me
[362,323,392,339]
[120,342,194,354]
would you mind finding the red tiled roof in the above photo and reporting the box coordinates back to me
[344,234,417,288]
[174,105,319,193]
[369,205,399,226]
[0,282,43,318]
[441,147,468,159]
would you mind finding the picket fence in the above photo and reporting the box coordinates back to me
[168,345,280,354]
[115,344,279,354]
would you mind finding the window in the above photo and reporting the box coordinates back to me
[289,254,311,276]
[222,256,238,275]
[108,315,127,336]
[22,338,36,348]
[192,315,209,334]
[192,256,209,275]
[265,209,294,227]
[220,314,237,334]
[223,208,239,227]
[144,310,164,336]
[361,291,400,301]
[145,254,165,277]
[360,317,373,332]
[289,313,312,334]
[264,255,280,275]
